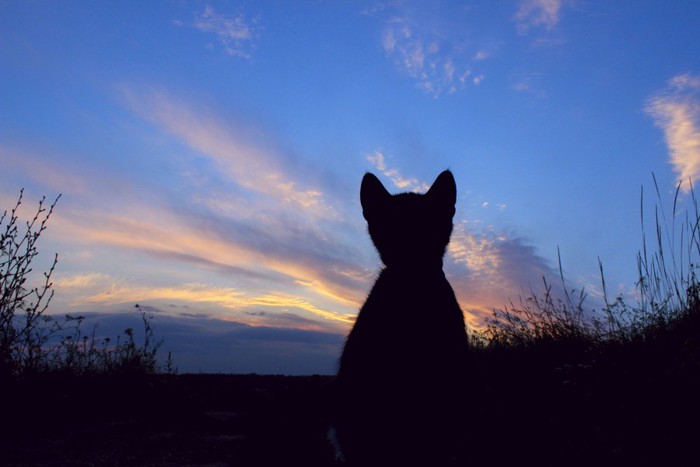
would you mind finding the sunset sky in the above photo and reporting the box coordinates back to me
[2,1,700,374]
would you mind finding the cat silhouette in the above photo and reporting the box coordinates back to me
[334,170,470,463]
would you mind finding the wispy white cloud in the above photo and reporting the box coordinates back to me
[645,73,700,192]
[378,9,482,98]
[510,72,547,98]
[514,0,563,34]
[366,151,429,192]
[474,50,490,61]
[373,1,569,95]
[193,5,258,58]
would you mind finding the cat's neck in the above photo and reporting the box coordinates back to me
[381,258,445,278]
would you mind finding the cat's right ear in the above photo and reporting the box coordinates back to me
[361,172,390,220]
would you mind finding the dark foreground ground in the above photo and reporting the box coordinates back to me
[3,359,699,466]
[3,374,338,466]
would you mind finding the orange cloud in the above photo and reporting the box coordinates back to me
[50,197,366,321]
[446,220,563,329]
[646,74,700,192]
[54,273,352,333]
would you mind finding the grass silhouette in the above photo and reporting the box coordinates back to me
[463,176,700,465]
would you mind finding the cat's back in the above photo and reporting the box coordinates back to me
[340,267,466,378]
[353,267,463,334]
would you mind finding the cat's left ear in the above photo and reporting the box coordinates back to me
[361,172,391,220]
[426,170,456,214]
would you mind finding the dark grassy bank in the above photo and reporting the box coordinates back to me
[3,187,700,465]
[2,319,698,467]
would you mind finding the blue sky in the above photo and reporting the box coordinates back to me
[2,1,699,374]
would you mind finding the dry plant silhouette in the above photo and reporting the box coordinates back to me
[0,190,173,378]
[335,171,470,463]
[0,189,60,376]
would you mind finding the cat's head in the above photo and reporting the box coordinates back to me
[360,170,456,269]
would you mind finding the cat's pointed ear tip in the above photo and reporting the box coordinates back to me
[439,169,455,179]
[427,170,457,206]
[362,172,389,189]
[433,170,456,187]
[361,172,390,209]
